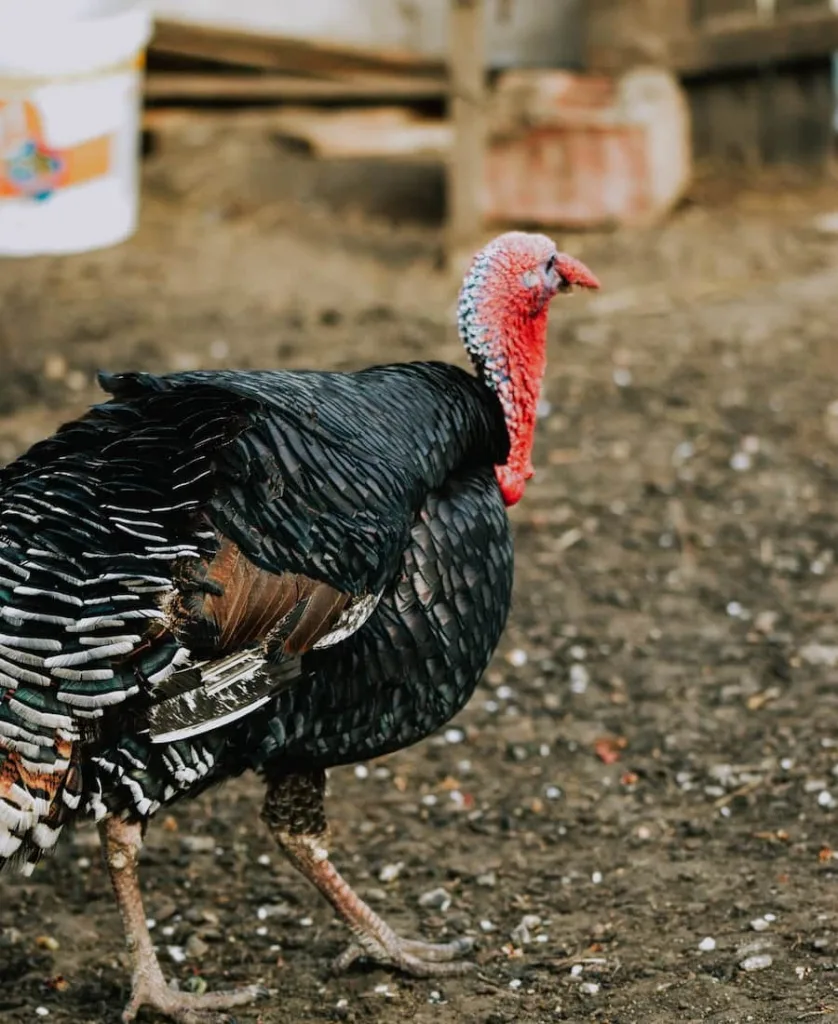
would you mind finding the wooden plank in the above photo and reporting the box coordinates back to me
[143,72,448,103]
[446,0,487,269]
[143,105,453,161]
[151,18,445,79]
[672,10,838,74]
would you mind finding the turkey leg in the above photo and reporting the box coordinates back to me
[262,769,476,977]
[100,816,267,1024]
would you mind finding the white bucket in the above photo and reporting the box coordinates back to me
[0,1,153,256]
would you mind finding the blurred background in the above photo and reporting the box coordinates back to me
[2,2,838,1023]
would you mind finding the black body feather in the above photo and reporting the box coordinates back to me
[0,362,512,867]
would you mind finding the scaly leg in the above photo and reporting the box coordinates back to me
[262,769,475,978]
[100,816,267,1023]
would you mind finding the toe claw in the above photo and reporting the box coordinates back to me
[333,933,477,978]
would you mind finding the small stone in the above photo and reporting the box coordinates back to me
[730,451,752,472]
[569,664,589,694]
[418,887,451,911]
[509,978,522,990]
[591,871,603,885]
[698,936,716,952]
[805,779,827,793]
[0,927,22,946]
[613,368,632,387]
[167,945,187,964]
[579,982,600,995]
[750,918,770,932]
[354,765,369,779]
[507,648,528,668]
[444,728,465,744]
[799,644,838,668]
[180,835,215,854]
[299,917,313,927]
[35,1009,50,1018]
[545,785,562,800]
[185,934,209,959]
[570,964,584,977]
[257,854,271,866]
[817,790,836,809]
[740,953,773,971]
[35,935,59,951]
[479,919,496,933]
[378,862,404,883]
[476,871,496,888]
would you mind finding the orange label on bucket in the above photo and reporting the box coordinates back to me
[0,99,111,202]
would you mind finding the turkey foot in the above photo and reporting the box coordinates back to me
[333,931,476,977]
[100,817,268,1023]
[263,771,476,979]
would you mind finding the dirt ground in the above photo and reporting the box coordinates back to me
[1,124,838,1024]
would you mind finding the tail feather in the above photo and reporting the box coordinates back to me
[0,694,82,873]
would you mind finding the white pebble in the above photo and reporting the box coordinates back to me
[740,953,773,972]
[354,765,369,779]
[161,926,175,937]
[817,790,836,809]
[146,918,157,930]
[536,933,549,943]
[730,451,752,472]
[336,999,349,1010]
[569,645,587,661]
[378,862,404,883]
[421,794,438,806]
[764,913,776,922]
[570,964,584,977]
[444,728,465,744]
[726,601,744,618]
[580,982,600,995]
[167,946,186,964]
[256,926,268,936]
[780,758,794,771]
[750,918,770,932]
[35,1010,49,1018]
[496,684,514,700]
[545,786,562,800]
[507,648,528,668]
[569,664,589,694]
[698,936,716,952]
[374,983,391,995]
[299,917,313,927]
[591,871,603,884]
[509,978,522,990]
[76,857,91,870]
[479,919,496,933]
[536,399,552,419]
[418,887,451,911]
[483,700,499,713]
[257,854,271,866]
[613,368,632,388]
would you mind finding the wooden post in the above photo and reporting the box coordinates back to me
[446,0,486,273]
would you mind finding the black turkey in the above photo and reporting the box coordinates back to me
[0,232,599,1022]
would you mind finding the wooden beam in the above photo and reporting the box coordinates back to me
[144,73,446,104]
[446,0,487,270]
[143,71,447,103]
[671,11,838,76]
[151,19,444,80]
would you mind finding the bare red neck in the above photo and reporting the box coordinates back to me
[458,273,549,506]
